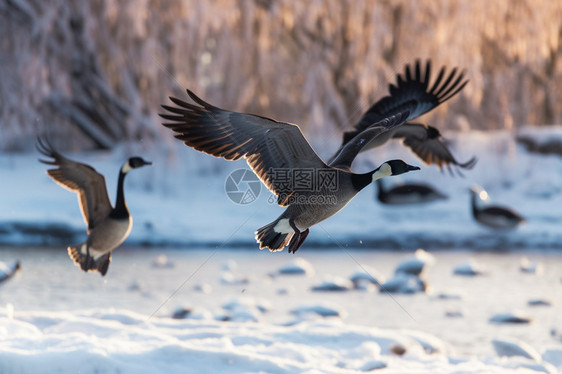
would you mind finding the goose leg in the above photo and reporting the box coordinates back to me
[288,219,308,254]
[84,246,92,272]
[288,232,300,253]
[294,229,309,253]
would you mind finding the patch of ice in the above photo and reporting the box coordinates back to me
[402,329,448,354]
[277,258,315,276]
[528,299,551,307]
[379,273,427,294]
[500,358,557,374]
[445,310,463,318]
[394,249,435,276]
[221,259,237,271]
[359,359,387,371]
[291,304,346,318]
[151,254,174,269]
[490,312,532,324]
[311,276,353,292]
[193,283,212,294]
[520,256,543,275]
[220,271,249,285]
[434,292,464,300]
[492,337,543,362]
[229,308,262,323]
[453,260,486,276]
[543,348,562,370]
[222,297,270,314]
[349,266,385,288]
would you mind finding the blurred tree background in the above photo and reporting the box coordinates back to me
[0,0,560,151]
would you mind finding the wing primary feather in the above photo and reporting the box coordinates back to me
[433,67,459,98]
[440,78,469,103]
[422,60,431,87]
[429,65,446,95]
[186,89,218,109]
[36,137,113,230]
[160,90,328,203]
[415,60,422,86]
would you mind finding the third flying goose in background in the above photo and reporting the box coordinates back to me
[160,90,420,254]
[334,60,476,175]
[37,138,152,276]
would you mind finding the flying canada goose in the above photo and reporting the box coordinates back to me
[470,186,525,229]
[334,60,476,175]
[0,260,20,284]
[160,90,420,253]
[37,138,152,275]
[375,179,447,205]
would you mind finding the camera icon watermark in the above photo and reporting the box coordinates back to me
[225,169,262,204]
[225,167,340,206]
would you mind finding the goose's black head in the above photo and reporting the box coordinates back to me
[383,159,420,176]
[367,159,420,185]
[122,157,152,173]
[426,125,441,139]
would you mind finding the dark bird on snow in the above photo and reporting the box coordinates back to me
[470,185,525,229]
[0,261,20,284]
[37,138,152,276]
[160,89,420,254]
[333,60,476,176]
[375,179,447,205]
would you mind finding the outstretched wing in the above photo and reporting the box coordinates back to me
[37,138,112,231]
[335,60,473,174]
[329,111,410,170]
[346,59,468,141]
[160,89,328,206]
[393,123,477,175]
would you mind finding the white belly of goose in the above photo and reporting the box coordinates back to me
[88,217,132,252]
[274,219,294,234]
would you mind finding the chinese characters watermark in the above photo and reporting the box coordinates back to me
[225,168,339,205]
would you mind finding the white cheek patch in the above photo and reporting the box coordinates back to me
[472,191,489,209]
[274,219,293,234]
[372,163,391,182]
[121,161,132,174]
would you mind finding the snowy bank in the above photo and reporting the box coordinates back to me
[0,307,560,374]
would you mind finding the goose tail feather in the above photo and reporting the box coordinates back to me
[255,220,292,252]
[67,244,111,276]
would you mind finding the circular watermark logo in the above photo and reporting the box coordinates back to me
[225,169,261,204]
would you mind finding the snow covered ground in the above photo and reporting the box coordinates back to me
[1,248,561,373]
[1,129,562,373]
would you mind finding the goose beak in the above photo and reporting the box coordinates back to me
[408,165,421,171]
[143,160,153,166]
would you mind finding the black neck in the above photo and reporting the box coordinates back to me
[471,193,479,216]
[110,170,129,219]
[351,169,377,192]
[375,179,385,199]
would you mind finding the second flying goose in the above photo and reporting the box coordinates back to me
[334,60,476,175]
[37,138,152,275]
[161,90,420,253]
